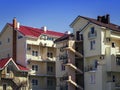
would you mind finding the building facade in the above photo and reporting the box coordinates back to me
[55,14,120,90]
[0,18,64,90]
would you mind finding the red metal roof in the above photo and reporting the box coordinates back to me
[0,58,10,69]
[0,58,29,71]
[9,23,64,37]
[17,64,29,71]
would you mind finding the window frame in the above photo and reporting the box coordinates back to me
[90,40,96,50]
[32,79,38,86]
[32,65,38,71]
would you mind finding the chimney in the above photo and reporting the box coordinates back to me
[41,26,47,32]
[12,18,17,62]
[97,16,102,22]
[65,31,71,34]
[97,14,110,24]
[106,14,110,24]
[17,22,20,29]
[13,17,17,29]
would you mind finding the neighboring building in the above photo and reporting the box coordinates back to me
[0,18,64,90]
[55,14,120,90]
[55,28,84,90]
[0,57,29,90]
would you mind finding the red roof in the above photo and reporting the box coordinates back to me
[17,64,29,71]
[0,57,29,71]
[0,58,10,69]
[9,23,64,37]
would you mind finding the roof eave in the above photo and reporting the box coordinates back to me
[70,16,81,28]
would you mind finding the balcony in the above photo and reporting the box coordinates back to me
[63,59,83,74]
[88,31,97,39]
[1,71,14,79]
[85,65,97,72]
[107,82,120,90]
[59,55,68,61]
[60,75,83,90]
[116,47,120,55]
[65,47,83,58]
[39,40,55,47]
[111,47,120,55]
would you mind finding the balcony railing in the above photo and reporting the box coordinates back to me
[1,71,14,79]
[85,65,97,72]
[107,82,120,90]
[88,31,97,38]
[59,55,68,61]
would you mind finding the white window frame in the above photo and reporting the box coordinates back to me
[32,65,38,71]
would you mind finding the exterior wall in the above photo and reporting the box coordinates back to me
[0,25,13,59]
[83,24,101,57]
[26,41,56,61]
[72,18,89,38]
[28,61,55,76]
[17,32,27,66]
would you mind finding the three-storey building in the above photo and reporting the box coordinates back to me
[0,18,64,90]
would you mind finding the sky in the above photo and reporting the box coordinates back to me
[0,0,120,33]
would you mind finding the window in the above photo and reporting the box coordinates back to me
[32,50,38,56]
[18,35,23,39]
[3,84,7,90]
[32,65,38,71]
[116,56,120,65]
[32,79,38,86]
[47,52,53,58]
[61,64,65,71]
[27,46,31,50]
[47,37,54,41]
[32,51,35,56]
[7,54,10,57]
[90,40,95,50]
[94,60,98,69]
[47,79,53,87]
[7,67,10,73]
[8,38,10,43]
[47,66,53,72]
[0,41,2,45]
[88,27,97,38]
[90,73,95,84]
[91,27,95,34]
[112,42,115,48]
[112,75,115,82]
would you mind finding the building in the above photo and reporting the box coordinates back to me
[55,14,120,90]
[0,18,64,90]
[0,57,29,90]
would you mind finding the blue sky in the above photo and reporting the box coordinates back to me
[0,0,120,33]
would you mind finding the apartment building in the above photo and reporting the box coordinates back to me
[0,18,64,90]
[55,14,120,90]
